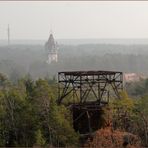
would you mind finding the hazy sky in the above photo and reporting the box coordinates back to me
[0,1,148,40]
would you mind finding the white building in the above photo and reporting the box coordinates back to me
[45,33,58,64]
[124,73,146,82]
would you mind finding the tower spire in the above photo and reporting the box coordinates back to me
[45,30,58,64]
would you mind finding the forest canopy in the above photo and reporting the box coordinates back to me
[0,73,148,147]
[0,44,148,80]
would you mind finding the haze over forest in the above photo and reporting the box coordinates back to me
[0,1,148,81]
[1,1,148,147]
[0,40,148,82]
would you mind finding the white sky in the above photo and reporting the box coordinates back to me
[0,1,148,40]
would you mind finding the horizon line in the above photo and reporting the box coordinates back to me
[1,38,148,41]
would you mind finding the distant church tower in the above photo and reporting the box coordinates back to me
[45,33,58,64]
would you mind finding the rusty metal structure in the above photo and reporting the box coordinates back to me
[57,70,123,134]
[58,70,123,104]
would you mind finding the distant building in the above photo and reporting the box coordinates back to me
[124,73,146,82]
[44,33,58,64]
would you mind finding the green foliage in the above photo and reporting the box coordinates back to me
[0,73,11,89]
[136,95,148,114]
[114,91,134,111]
[126,78,148,97]
[125,79,148,146]
[32,79,78,146]
[35,129,46,146]
[0,73,8,86]
[133,95,148,146]
[111,91,136,132]
[49,102,79,146]
[0,74,79,147]
[110,90,148,147]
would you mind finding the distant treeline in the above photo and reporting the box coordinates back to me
[0,44,148,81]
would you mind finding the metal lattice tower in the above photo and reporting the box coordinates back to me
[57,70,123,105]
[57,70,123,135]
